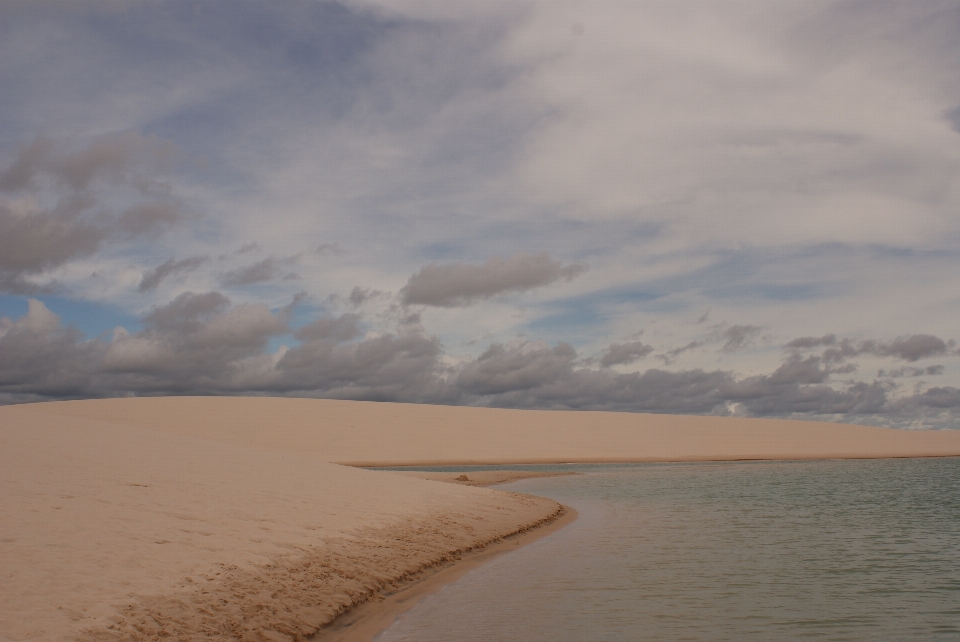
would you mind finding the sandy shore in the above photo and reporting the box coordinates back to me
[0,403,562,641]
[3,397,959,641]
[315,506,578,642]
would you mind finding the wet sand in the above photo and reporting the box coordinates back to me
[3,397,959,641]
[313,506,578,642]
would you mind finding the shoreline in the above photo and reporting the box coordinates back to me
[306,470,579,641]
[313,503,578,642]
[389,469,583,486]
[354,453,960,468]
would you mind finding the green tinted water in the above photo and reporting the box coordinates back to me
[376,458,960,641]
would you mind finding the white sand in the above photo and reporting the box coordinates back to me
[0,402,560,641]
[2,397,958,641]
[19,396,960,464]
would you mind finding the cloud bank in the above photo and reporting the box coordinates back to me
[1,299,957,429]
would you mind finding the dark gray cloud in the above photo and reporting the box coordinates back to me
[860,335,953,362]
[910,387,960,409]
[457,342,578,396]
[0,133,181,293]
[141,291,232,333]
[0,299,102,399]
[656,341,703,365]
[139,256,209,292]
[0,137,53,192]
[104,291,291,384]
[0,198,104,292]
[947,105,960,134]
[721,325,764,352]
[116,202,181,238]
[316,243,342,256]
[786,334,837,349]
[0,132,174,193]
[295,313,361,343]
[221,258,298,287]
[600,341,654,367]
[788,333,954,362]
[879,365,944,378]
[401,253,586,307]
[449,341,733,415]
[348,287,385,307]
[884,387,960,422]
[275,314,447,401]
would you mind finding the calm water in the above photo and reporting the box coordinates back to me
[376,459,960,641]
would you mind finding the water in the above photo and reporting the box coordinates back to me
[376,459,960,641]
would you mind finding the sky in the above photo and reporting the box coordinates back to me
[1,0,959,428]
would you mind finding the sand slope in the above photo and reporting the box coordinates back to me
[0,402,560,641]
[2,397,958,641]
[13,396,960,465]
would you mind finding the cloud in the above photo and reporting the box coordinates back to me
[116,202,181,238]
[859,335,953,362]
[0,133,181,293]
[104,291,291,383]
[401,253,586,307]
[139,256,209,292]
[600,340,654,367]
[452,340,734,414]
[879,365,944,378]
[347,286,385,307]
[1,300,959,427]
[221,258,298,287]
[946,105,960,134]
[788,333,954,362]
[883,386,960,425]
[294,313,362,343]
[0,299,102,400]
[0,137,53,192]
[0,196,104,292]
[656,341,703,365]
[786,334,837,349]
[0,132,175,193]
[141,291,232,333]
[315,243,342,255]
[275,314,447,401]
[910,387,960,409]
[721,325,764,352]
[457,341,578,395]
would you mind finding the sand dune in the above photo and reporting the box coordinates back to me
[15,396,960,465]
[2,397,958,641]
[0,402,560,641]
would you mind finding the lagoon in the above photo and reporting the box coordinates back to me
[377,459,960,641]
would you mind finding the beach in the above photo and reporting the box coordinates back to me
[3,397,960,641]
